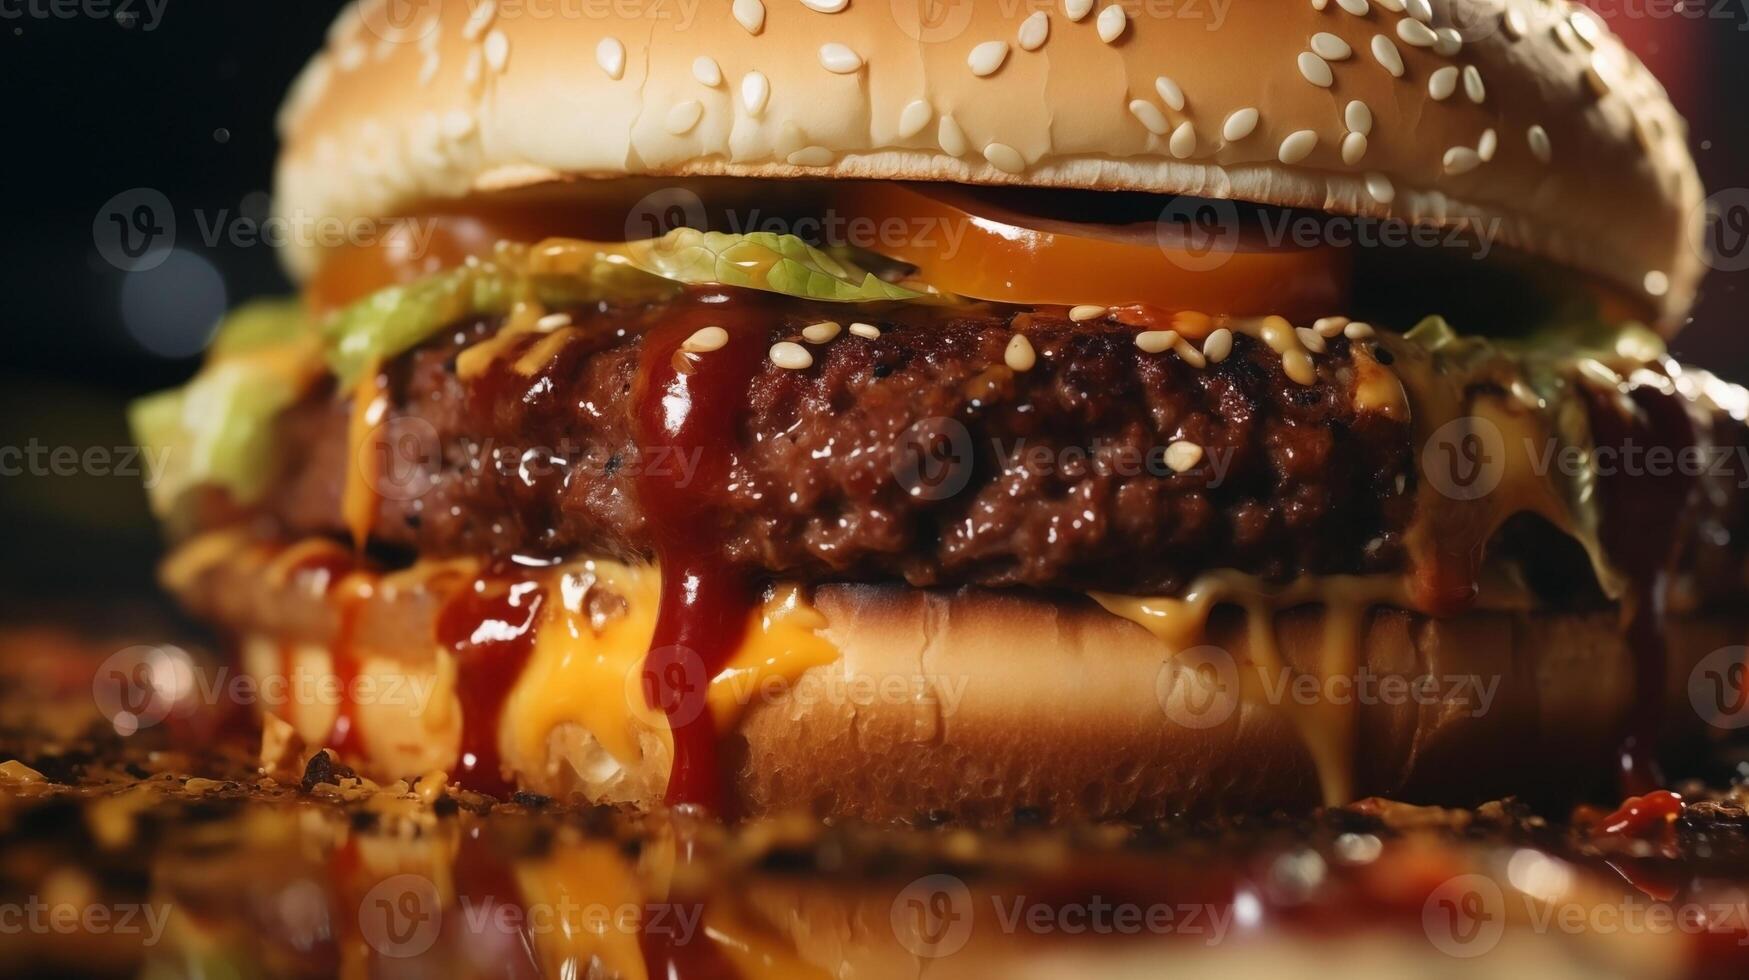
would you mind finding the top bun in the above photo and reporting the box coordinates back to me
[276,0,1705,328]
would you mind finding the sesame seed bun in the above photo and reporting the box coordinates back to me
[277,0,1705,328]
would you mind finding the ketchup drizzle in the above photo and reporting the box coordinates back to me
[437,578,546,796]
[632,291,771,814]
[1582,377,1699,796]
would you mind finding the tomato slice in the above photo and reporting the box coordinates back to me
[305,180,1351,321]
[830,183,1350,320]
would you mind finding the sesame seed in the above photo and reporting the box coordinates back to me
[1552,21,1576,53]
[1645,270,1670,297]
[462,0,497,40]
[1070,305,1109,322]
[1279,129,1318,164]
[732,0,765,34]
[665,100,704,135]
[440,108,475,140]
[968,40,1009,76]
[1169,121,1197,158]
[1314,316,1350,337]
[1096,5,1127,43]
[1064,0,1094,21]
[849,322,881,339]
[1222,107,1260,142]
[1312,0,1327,9]
[1129,100,1170,136]
[1310,32,1352,60]
[484,29,510,73]
[1341,131,1368,165]
[1345,100,1373,135]
[1335,0,1367,15]
[1443,146,1481,175]
[1527,124,1552,163]
[1135,330,1178,353]
[1570,9,1603,47]
[1202,328,1234,363]
[898,99,933,138]
[1296,326,1328,353]
[693,56,723,87]
[742,71,771,115]
[984,142,1026,174]
[463,48,482,85]
[1005,334,1037,372]
[819,43,863,73]
[801,0,847,10]
[802,321,841,343]
[683,326,729,353]
[1428,66,1458,101]
[1343,321,1376,340]
[1477,127,1498,162]
[1502,8,1526,39]
[1370,35,1405,77]
[418,51,440,87]
[1298,51,1335,88]
[1018,11,1050,50]
[1404,0,1432,22]
[939,114,969,156]
[1433,27,1462,56]
[1374,0,1404,11]
[1584,61,1612,99]
[770,341,813,370]
[1165,441,1204,473]
[597,37,626,79]
[1364,172,1395,204]
[1155,75,1185,112]
[788,146,835,166]
[536,312,573,330]
[1397,18,1437,47]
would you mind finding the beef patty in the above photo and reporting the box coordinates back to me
[262,290,1418,595]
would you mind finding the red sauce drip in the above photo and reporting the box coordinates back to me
[326,588,368,758]
[1581,379,1698,795]
[631,291,771,814]
[1597,789,1685,839]
[437,578,546,797]
[637,902,740,980]
[451,825,541,978]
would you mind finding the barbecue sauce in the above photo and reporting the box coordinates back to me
[631,291,771,814]
[438,579,547,796]
[1582,375,1699,795]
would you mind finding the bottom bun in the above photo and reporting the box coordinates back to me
[169,536,1740,823]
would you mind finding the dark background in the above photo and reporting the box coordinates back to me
[0,1,1745,606]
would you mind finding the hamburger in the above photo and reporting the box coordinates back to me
[132,0,1748,822]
